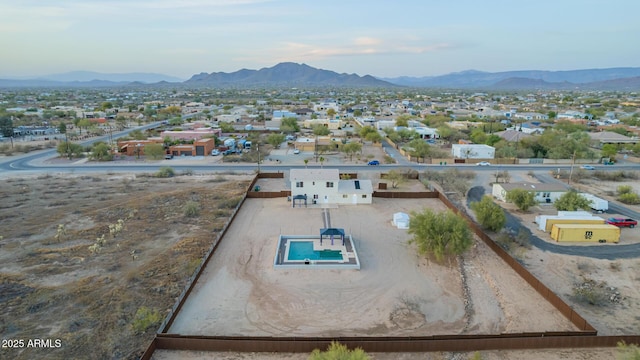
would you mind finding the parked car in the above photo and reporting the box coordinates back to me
[293,149,300,154]
[211,149,220,156]
[580,165,595,170]
[605,218,637,228]
[223,149,234,155]
[476,161,491,166]
[368,160,380,165]
[164,153,173,160]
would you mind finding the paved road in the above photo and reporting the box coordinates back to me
[535,172,640,220]
[467,186,640,260]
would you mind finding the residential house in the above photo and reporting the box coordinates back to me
[289,169,373,206]
[587,131,638,145]
[451,144,495,159]
[303,118,344,130]
[492,182,567,203]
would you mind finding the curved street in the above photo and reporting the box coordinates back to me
[2,130,640,261]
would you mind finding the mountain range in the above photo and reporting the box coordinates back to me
[380,67,640,89]
[2,63,640,90]
[185,62,391,88]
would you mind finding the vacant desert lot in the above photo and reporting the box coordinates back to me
[169,198,577,337]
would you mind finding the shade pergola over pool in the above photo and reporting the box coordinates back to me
[320,228,345,246]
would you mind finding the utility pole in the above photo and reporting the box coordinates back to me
[257,142,260,173]
[568,150,577,185]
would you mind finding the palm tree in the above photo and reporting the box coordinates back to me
[319,156,325,168]
[304,159,309,168]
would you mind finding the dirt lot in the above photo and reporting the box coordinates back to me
[169,196,576,337]
[0,173,252,359]
[496,175,640,337]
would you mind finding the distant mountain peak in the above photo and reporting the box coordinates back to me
[185,62,395,88]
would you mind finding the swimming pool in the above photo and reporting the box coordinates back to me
[287,241,343,261]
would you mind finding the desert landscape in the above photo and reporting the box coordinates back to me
[0,172,252,359]
[1,169,639,360]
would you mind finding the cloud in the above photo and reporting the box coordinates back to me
[267,38,453,63]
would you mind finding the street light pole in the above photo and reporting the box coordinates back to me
[257,142,260,173]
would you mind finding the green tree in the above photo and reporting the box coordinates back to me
[90,142,113,161]
[218,122,234,133]
[115,116,127,130]
[266,133,286,148]
[408,209,473,262]
[312,124,331,136]
[77,118,91,134]
[341,142,362,161]
[395,114,411,127]
[280,117,300,133]
[397,128,416,142]
[505,188,537,211]
[470,195,506,232]
[601,143,618,159]
[365,131,382,143]
[57,141,84,159]
[0,115,14,137]
[326,108,337,119]
[470,128,488,144]
[309,341,370,360]
[386,170,405,189]
[359,126,377,139]
[144,143,165,160]
[554,190,593,211]
[168,117,183,126]
[58,122,67,136]
[407,138,431,163]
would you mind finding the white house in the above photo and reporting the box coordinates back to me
[290,169,373,206]
[451,144,495,159]
[492,182,568,203]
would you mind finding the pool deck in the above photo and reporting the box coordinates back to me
[275,235,360,269]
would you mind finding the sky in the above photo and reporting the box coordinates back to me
[1,0,639,80]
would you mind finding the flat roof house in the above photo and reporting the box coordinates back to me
[290,169,373,206]
[492,182,568,203]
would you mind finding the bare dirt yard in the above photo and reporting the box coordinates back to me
[168,196,576,337]
[0,172,252,359]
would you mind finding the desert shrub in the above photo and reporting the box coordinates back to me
[572,279,608,306]
[593,170,638,181]
[617,341,640,360]
[514,228,532,249]
[618,192,640,205]
[219,196,241,209]
[310,341,370,360]
[155,166,175,178]
[131,306,163,334]
[470,195,506,232]
[181,168,194,176]
[384,155,395,164]
[183,201,200,217]
[618,185,634,195]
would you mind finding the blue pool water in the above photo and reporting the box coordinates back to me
[288,241,343,261]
